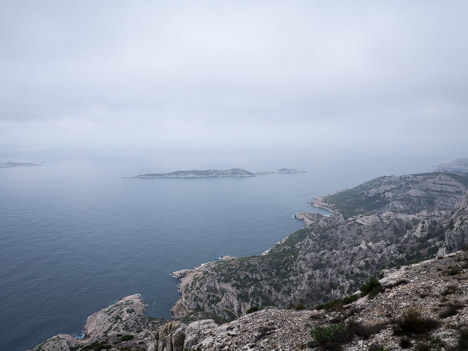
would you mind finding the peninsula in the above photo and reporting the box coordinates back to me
[0,161,42,168]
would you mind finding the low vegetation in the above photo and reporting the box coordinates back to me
[308,321,384,350]
[246,306,260,314]
[359,277,383,298]
[393,308,441,336]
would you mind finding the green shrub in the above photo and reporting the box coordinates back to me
[369,345,387,351]
[308,321,383,350]
[459,328,468,350]
[309,323,352,350]
[439,303,462,318]
[441,284,459,296]
[295,304,306,311]
[121,334,134,341]
[246,306,260,314]
[360,277,383,298]
[415,343,431,351]
[346,320,385,340]
[393,309,441,336]
[448,267,461,276]
[399,337,412,348]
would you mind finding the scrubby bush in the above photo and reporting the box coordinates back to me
[393,308,441,336]
[459,328,468,350]
[399,337,412,348]
[246,306,259,314]
[441,284,459,296]
[346,320,385,340]
[308,323,352,350]
[360,277,383,298]
[415,343,431,351]
[439,303,462,318]
[295,304,306,311]
[121,334,134,341]
[308,321,383,350]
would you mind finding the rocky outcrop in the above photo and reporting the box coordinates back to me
[445,191,468,251]
[31,294,165,351]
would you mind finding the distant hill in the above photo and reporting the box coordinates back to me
[438,158,468,173]
[0,161,41,168]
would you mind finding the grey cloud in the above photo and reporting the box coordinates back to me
[0,0,467,161]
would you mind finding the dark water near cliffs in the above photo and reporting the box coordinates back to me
[0,161,430,350]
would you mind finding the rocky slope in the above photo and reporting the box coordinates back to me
[315,172,468,218]
[172,172,468,322]
[33,249,468,351]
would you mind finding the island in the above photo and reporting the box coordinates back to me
[0,161,42,168]
[255,168,307,175]
[438,158,468,173]
[132,168,307,179]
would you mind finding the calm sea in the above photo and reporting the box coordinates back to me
[0,161,429,350]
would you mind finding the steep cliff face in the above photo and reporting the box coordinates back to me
[445,191,468,251]
[172,172,468,321]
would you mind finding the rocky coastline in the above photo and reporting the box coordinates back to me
[32,169,468,351]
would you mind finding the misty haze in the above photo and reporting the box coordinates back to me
[1,1,468,351]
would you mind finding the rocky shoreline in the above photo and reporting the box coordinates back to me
[31,170,468,351]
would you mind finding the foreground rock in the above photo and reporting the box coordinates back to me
[33,250,468,350]
[31,294,164,351]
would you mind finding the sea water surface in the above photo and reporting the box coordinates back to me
[0,161,429,350]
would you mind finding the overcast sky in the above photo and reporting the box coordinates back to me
[1,1,467,166]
